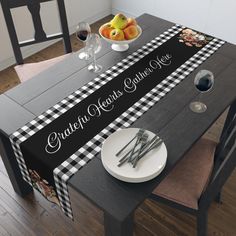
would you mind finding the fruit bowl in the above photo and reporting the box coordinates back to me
[99,25,142,52]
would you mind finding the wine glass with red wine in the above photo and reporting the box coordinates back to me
[189,69,214,113]
[75,22,91,60]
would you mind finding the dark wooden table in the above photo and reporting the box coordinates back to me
[0,14,236,236]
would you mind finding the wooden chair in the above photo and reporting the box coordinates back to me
[150,99,236,236]
[0,0,72,82]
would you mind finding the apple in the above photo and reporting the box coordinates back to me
[110,29,125,41]
[126,18,137,27]
[123,25,139,40]
[100,23,114,39]
[110,14,128,30]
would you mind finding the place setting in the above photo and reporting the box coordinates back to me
[101,128,167,183]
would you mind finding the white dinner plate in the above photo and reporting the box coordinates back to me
[101,128,167,183]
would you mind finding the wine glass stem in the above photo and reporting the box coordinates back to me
[93,51,97,69]
[83,41,87,54]
[198,92,203,103]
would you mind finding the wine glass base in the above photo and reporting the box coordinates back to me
[78,51,91,60]
[111,43,129,52]
[88,64,103,73]
[189,102,207,113]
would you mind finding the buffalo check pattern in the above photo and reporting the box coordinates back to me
[10,24,225,219]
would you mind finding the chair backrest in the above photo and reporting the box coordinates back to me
[199,99,236,207]
[0,0,72,65]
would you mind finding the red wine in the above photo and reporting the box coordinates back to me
[76,30,89,41]
[195,76,213,92]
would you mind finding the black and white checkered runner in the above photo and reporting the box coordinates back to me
[10,25,225,219]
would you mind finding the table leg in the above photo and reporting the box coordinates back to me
[104,212,134,236]
[0,133,32,196]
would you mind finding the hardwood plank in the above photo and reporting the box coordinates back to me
[0,184,50,235]
[134,223,156,236]
[0,203,34,236]
[0,168,45,217]
[135,207,177,236]
[0,164,79,235]
[139,201,195,236]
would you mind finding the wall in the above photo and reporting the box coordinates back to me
[112,0,236,45]
[0,0,111,71]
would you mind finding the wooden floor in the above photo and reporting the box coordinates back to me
[0,15,235,236]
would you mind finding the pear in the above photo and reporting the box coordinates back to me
[110,14,128,30]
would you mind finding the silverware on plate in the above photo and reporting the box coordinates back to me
[115,129,144,157]
[128,129,145,162]
[132,133,149,167]
[134,138,163,167]
[117,133,163,168]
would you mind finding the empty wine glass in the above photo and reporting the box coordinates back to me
[87,33,102,73]
[189,69,214,113]
[75,22,91,60]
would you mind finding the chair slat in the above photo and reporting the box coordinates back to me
[19,33,64,47]
[27,0,47,41]
[6,0,52,8]
[56,0,72,54]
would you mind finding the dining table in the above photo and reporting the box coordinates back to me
[0,13,236,236]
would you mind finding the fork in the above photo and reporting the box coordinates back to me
[118,135,159,167]
[132,133,149,167]
[135,138,163,166]
[127,129,145,162]
[116,129,144,157]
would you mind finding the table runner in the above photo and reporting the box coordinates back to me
[10,25,224,219]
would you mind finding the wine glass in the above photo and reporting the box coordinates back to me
[87,33,103,73]
[75,22,91,60]
[189,69,214,113]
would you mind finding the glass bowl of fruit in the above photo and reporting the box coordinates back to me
[99,14,142,52]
